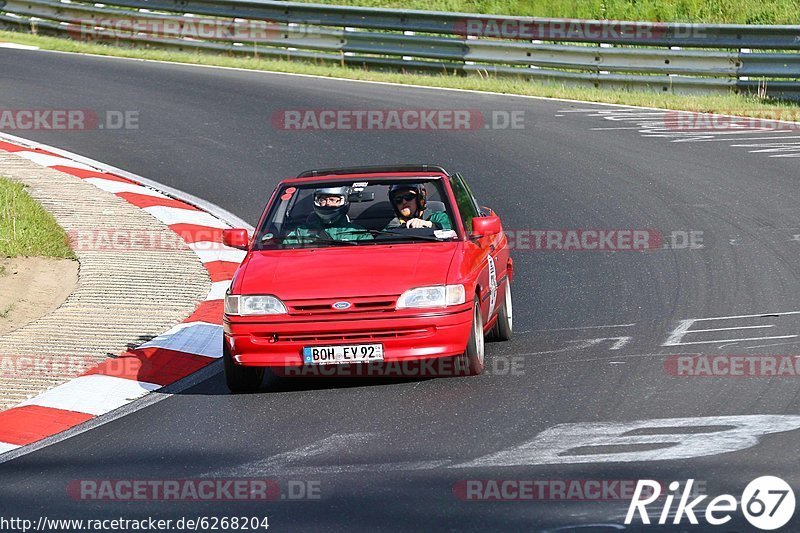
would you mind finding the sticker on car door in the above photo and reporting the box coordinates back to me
[488,255,497,317]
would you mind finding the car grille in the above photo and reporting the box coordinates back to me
[273,326,433,344]
[285,295,399,315]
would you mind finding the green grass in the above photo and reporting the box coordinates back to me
[0,303,14,319]
[0,176,76,259]
[288,0,800,24]
[3,30,798,122]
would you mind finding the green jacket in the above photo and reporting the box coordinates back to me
[384,210,452,231]
[283,217,373,244]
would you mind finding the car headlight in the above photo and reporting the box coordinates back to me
[396,285,466,309]
[225,295,287,316]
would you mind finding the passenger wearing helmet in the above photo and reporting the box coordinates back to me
[384,184,452,231]
[283,186,373,244]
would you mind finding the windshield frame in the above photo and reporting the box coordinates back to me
[252,176,464,251]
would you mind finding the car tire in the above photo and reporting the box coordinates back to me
[224,343,265,393]
[457,297,485,376]
[488,280,513,342]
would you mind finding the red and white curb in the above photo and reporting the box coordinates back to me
[0,135,249,457]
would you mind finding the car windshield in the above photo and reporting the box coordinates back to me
[253,178,459,249]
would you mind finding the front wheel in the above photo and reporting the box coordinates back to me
[456,297,485,376]
[224,343,265,393]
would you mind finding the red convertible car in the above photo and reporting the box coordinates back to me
[221,165,513,392]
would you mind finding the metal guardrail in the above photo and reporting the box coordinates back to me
[1,0,799,99]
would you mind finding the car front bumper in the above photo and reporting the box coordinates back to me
[225,306,473,367]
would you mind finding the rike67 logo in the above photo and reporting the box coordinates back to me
[626,476,795,530]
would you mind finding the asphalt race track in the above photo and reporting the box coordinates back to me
[3,48,800,531]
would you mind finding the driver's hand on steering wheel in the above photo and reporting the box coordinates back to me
[405,218,433,229]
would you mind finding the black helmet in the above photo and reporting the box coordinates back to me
[389,183,427,219]
[313,186,351,225]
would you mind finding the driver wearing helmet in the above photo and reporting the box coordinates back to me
[283,186,373,244]
[384,184,452,231]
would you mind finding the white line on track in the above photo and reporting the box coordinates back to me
[662,313,800,347]
[590,127,647,130]
[740,341,800,350]
[139,323,224,359]
[0,442,20,454]
[143,206,230,229]
[188,242,247,263]
[520,336,632,355]
[655,135,800,143]
[83,177,168,197]
[688,325,775,333]
[205,280,231,301]
[213,433,377,477]
[732,141,800,147]
[519,323,635,333]
[19,375,160,416]
[0,42,39,50]
[245,460,451,476]
[455,415,800,467]
[678,311,800,321]
[15,151,97,170]
[664,335,798,346]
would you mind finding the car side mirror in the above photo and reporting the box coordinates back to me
[222,229,250,250]
[471,215,501,238]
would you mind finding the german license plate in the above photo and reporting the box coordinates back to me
[302,344,384,365]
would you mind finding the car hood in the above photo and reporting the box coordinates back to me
[237,242,460,299]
